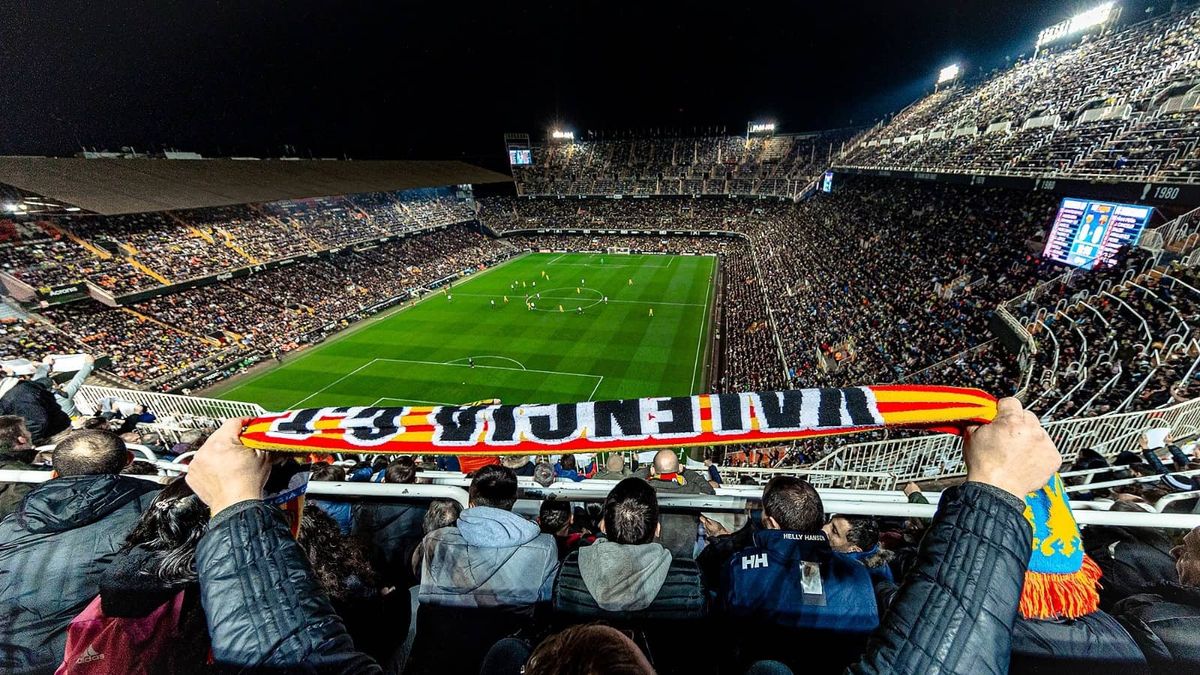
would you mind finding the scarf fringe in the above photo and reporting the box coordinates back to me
[1019,554,1102,620]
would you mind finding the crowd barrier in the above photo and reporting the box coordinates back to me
[2,468,1196,529]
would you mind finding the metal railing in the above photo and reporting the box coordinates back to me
[75,385,267,419]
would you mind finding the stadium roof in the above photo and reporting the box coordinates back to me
[0,157,513,215]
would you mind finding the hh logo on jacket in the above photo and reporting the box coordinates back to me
[741,553,769,569]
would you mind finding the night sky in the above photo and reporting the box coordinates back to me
[0,0,1177,170]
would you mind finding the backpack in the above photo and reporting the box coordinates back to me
[56,591,185,675]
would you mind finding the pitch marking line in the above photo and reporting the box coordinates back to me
[444,355,528,370]
[293,357,607,407]
[691,261,713,392]
[452,291,704,307]
[371,396,455,406]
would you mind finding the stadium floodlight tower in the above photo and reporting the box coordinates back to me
[744,120,772,140]
[934,63,960,91]
[1035,2,1118,57]
[550,129,575,142]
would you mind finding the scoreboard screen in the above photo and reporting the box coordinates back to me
[822,171,833,193]
[1042,198,1152,270]
[508,149,532,166]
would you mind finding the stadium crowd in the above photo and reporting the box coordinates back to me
[0,396,1196,673]
[0,188,475,296]
[841,8,1200,181]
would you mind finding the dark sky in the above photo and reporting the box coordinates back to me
[0,0,1175,170]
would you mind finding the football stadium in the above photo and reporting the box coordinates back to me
[1,1,1200,673]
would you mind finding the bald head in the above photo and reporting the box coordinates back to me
[606,455,625,473]
[53,430,129,477]
[653,449,680,474]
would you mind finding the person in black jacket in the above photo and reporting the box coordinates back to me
[187,397,1061,675]
[0,429,160,673]
[351,456,428,589]
[0,361,71,445]
[0,415,36,520]
[1112,525,1200,670]
[1083,500,1179,610]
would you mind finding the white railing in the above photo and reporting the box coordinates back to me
[1,469,1196,527]
[75,385,266,420]
[810,394,1200,484]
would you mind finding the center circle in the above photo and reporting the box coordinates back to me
[525,286,605,312]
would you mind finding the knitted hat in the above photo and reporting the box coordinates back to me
[1020,473,1101,620]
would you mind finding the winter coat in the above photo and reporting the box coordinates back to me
[418,506,559,608]
[1010,611,1148,675]
[0,379,70,444]
[849,482,1034,675]
[351,501,428,588]
[195,500,381,672]
[1083,523,1178,610]
[91,545,211,673]
[553,540,705,619]
[0,474,159,672]
[723,529,879,633]
[1112,582,1200,671]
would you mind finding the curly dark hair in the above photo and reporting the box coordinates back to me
[297,503,380,601]
[121,476,210,584]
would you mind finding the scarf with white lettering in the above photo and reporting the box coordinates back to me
[238,385,996,455]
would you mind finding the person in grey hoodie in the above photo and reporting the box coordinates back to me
[553,477,705,621]
[418,464,558,608]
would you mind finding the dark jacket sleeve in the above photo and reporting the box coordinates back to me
[196,500,381,673]
[848,482,1032,675]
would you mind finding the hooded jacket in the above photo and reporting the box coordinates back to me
[0,474,159,673]
[418,506,559,608]
[0,450,36,520]
[847,544,895,584]
[724,529,880,633]
[553,540,706,620]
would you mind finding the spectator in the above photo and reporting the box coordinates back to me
[418,464,559,608]
[721,475,879,671]
[553,454,586,482]
[593,454,630,480]
[638,448,715,558]
[500,454,535,477]
[58,477,211,672]
[553,478,705,619]
[409,499,463,587]
[181,397,1062,674]
[1112,526,1200,671]
[823,514,895,584]
[0,359,71,444]
[703,457,723,487]
[1084,501,1180,610]
[352,456,428,590]
[532,461,555,487]
[538,499,575,560]
[480,624,655,675]
[298,503,403,665]
[0,415,35,519]
[0,429,159,672]
[40,354,94,418]
[310,462,352,534]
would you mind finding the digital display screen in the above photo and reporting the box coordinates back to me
[508,149,532,166]
[822,171,833,193]
[1042,198,1152,270]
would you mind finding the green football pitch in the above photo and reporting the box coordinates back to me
[211,253,716,412]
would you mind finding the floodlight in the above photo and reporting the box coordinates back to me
[747,122,776,135]
[1037,2,1115,47]
[551,130,574,141]
[937,64,960,84]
